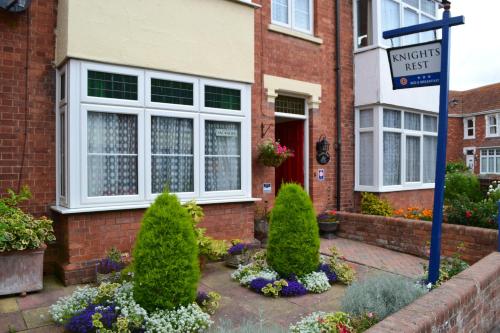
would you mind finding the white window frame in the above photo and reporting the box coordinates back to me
[463,117,475,139]
[56,59,252,211]
[485,114,499,138]
[355,105,438,192]
[480,148,500,174]
[271,0,314,35]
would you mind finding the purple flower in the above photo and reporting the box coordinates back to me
[228,243,248,255]
[65,304,117,333]
[196,291,210,305]
[318,263,337,283]
[96,258,125,274]
[249,278,275,294]
[280,280,307,297]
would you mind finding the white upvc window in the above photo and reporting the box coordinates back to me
[486,114,500,138]
[355,106,438,192]
[271,0,313,34]
[480,149,500,174]
[463,117,475,139]
[56,60,252,211]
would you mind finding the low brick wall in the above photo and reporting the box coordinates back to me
[368,252,500,333]
[336,212,498,264]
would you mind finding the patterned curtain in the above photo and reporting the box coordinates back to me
[406,136,421,182]
[151,116,194,193]
[205,121,241,191]
[87,112,138,196]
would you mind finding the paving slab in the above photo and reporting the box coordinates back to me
[0,297,19,313]
[0,311,27,332]
[21,306,52,329]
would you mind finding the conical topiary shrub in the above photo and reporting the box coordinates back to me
[132,191,200,311]
[266,183,320,277]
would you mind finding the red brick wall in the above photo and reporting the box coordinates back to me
[336,212,498,264]
[0,0,57,216]
[352,189,435,213]
[50,202,255,285]
[368,252,500,333]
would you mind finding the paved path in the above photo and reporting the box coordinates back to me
[0,238,426,332]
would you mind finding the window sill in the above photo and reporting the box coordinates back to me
[355,184,435,192]
[51,197,261,214]
[268,24,323,45]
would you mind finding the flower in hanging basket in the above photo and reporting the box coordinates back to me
[257,139,294,167]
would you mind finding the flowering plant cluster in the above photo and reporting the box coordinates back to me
[327,247,356,285]
[227,242,254,255]
[257,139,294,167]
[393,207,433,221]
[317,210,338,223]
[195,291,221,315]
[49,281,215,333]
[290,311,379,333]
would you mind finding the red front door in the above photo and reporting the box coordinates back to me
[275,119,304,194]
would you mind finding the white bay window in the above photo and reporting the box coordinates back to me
[56,60,251,211]
[356,107,438,191]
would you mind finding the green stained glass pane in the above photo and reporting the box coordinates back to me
[275,95,305,115]
[205,86,241,110]
[151,78,193,105]
[88,70,138,100]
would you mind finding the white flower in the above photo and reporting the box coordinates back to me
[289,311,328,333]
[299,272,331,293]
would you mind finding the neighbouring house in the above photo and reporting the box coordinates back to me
[447,83,500,182]
[0,0,443,284]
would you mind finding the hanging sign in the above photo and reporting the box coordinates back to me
[387,40,442,90]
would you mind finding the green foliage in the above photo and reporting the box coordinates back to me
[423,243,470,288]
[328,246,356,285]
[445,196,498,229]
[446,161,469,174]
[106,246,122,263]
[351,313,379,332]
[360,192,392,217]
[444,171,482,204]
[0,187,55,252]
[266,183,319,277]
[341,273,427,320]
[261,279,288,297]
[133,191,200,311]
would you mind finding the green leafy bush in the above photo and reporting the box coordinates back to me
[0,186,55,252]
[341,273,427,320]
[445,196,498,229]
[267,183,319,277]
[360,192,392,217]
[444,171,482,204]
[446,161,469,174]
[133,191,200,311]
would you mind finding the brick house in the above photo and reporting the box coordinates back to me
[447,83,500,181]
[0,0,442,284]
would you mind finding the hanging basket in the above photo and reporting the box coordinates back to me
[257,140,293,168]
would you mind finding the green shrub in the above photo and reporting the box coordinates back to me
[446,161,469,174]
[360,192,392,217]
[444,171,482,203]
[423,243,469,288]
[0,186,55,252]
[266,183,319,277]
[341,273,427,320]
[132,191,200,311]
[445,196,498,229]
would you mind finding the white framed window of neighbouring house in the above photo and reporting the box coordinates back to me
[55,60,252,212]
[485,114,500,138]
[355,106,438,192]
[271,0,313,34]
[480,148,500,174]
[463,117,475,139]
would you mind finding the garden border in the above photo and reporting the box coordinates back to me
[336,212,498,264]
[367,251,500,332]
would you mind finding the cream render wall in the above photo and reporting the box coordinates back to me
[56,0,255,83]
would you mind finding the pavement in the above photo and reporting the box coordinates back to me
[0,237,428,332]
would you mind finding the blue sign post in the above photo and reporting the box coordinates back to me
[383,1,464,285]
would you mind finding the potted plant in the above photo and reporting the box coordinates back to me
[95,247,127,283]
[225,240,253,268]
[0,186,56,296]
[257,139,294,167]
[317,210,339,239]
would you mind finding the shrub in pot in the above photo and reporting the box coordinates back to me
[0,186,56,295]
[317,210,339,239]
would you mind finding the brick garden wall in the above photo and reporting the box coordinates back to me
[368,252,500,333]
[336,212,498,264]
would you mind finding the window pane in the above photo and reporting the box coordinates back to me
[421,0,436,16]
[272,0,289,24]
[205,121,241,191]
[383,109,401,128]
[359,132,374,185]
[406,136,420,182]
[382,0,400,46]
[151,117,194,193]
[205,86,241,110]
[294,0,311,31]
[60,112,66,197]
[403,0,418,8]
[151,78,193,105]
[275,95,305,115]
[404,112,421,130]
[357,0,373,47]
[423,115,437,132]
[88,71,138,100]
[420,15,435,42]
[60,73,65,101]
[403,8,419,45]
[383,132,401,185]
[87,112,138,196]
[489,157,495,173]
[467,129,474,137]
[423,136,436,183]
[481,156,487,173]
[359,109,373,128]
[496,157,500,174]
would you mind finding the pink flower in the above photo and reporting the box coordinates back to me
[465,211,472,218]
[367,312,374,318]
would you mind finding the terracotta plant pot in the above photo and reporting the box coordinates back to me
[0,244,46,296]
[318,221,339,239]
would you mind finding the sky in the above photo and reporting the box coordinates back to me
[448,0,500,91]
